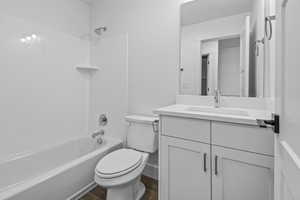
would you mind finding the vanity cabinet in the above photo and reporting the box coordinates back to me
[212,146,274,200]
[159,116,274,200]
[212,122,274,155]
[160,136,211,200]
[161,116,210,143]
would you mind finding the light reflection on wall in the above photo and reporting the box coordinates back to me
[20,34,40,44]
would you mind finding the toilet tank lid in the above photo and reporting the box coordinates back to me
[125,115,158,124]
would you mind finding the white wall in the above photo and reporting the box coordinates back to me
[0,0,90,160]
[90,0,182,117]
[264,0,276,100]
[248,0,275,99]
[249,0,265,97]
[181,0,252,26]
[181,13,248,95]
[182,13,249,41]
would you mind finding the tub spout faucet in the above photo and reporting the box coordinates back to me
[92,130,105,144]
[214,89,221,108]
[92,130,105,139]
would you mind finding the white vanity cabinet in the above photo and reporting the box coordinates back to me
[160,136,211,200]
[161,116,210,143]
[212,146,274,200]
[212,122,274,155]
[159,116,274,200]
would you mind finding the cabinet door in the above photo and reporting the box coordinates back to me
[212,146,274,200]
[160,136,210,200]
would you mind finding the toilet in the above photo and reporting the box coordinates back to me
[94,115,158,200]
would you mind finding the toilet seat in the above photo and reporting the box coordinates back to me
[96,149,143,179]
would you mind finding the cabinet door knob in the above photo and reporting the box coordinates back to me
[214,155,218,176]
[203,153,207,172]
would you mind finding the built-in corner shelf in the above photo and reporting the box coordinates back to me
[76,65,100,72]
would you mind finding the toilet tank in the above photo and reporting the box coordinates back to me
[125,115,159,153]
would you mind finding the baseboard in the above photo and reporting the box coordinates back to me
[66,181,97,200]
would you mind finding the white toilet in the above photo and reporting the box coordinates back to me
[94,115,158,200]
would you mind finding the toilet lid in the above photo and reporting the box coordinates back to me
[96,149,143,178]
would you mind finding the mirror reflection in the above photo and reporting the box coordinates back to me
[180,0,273,97]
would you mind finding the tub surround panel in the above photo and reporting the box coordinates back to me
[89,34,129,141]
[0,0,90,38]
[0,0,90,160]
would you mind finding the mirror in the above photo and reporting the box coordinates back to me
[180,0,272,97]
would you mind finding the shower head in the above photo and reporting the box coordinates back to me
[94,27,107,35]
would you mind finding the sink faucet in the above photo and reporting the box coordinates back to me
[92,130,105,144]
[214,89,221,108]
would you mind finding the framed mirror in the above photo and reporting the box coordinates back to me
[179,0,274,98]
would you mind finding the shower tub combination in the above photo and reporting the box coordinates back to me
[0,137,122,200]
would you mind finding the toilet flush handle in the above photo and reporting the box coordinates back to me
[152,120,159,133]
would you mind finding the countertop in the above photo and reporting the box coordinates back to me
[154,104,273,126]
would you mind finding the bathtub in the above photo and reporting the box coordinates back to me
[0,137,122,200]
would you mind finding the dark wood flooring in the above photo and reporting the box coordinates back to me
[80,176,158,200]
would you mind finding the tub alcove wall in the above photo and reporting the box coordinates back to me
[0,0,91,160]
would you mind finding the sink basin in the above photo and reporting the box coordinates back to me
[186,106,249,117]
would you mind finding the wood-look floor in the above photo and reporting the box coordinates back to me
[80,176,158,200]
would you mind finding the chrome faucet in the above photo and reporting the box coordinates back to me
[92,130,105,144]
[214,89,221,108]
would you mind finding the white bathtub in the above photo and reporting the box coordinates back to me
[0,137,122,200]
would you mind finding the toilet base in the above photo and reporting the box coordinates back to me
[135,181,146,200]
[106,178,145,200]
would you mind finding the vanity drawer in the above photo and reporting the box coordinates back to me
[161,116,210,143]
[212,122,274,156]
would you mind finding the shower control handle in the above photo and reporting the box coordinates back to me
[99,114,108,126]
[152,120,159,133]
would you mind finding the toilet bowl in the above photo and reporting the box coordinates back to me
[94,115,158,200]
[95,149,149,200]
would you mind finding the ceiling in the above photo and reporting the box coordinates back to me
[181,0,252,26]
